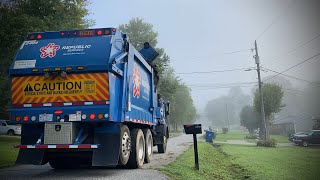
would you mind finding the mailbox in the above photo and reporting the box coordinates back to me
[183,124,202,134]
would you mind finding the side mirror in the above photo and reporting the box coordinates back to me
[165,102,170,116]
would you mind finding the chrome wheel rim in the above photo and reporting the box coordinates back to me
[138,137,144,160]
[122,132,130,157]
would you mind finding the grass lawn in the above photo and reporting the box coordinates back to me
[223,144,320,180]
[214,131,290,143]
[162,142,253,180]
[162,142,320,180]
[214,131,248,142]
[0,136,20,168]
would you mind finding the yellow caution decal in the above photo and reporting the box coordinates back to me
[11,73,109,105]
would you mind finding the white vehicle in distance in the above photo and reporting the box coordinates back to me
[0,120,21,135]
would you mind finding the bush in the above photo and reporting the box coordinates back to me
[257,138,277,147]
[222,128,228,134]
[245,134,258,139]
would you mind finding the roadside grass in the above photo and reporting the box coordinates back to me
[161,142,253,180]
[163,142,320,180]
[214,131,248,142]
[222,144,320,180]
[214,131,289,143]
[0,136,20,168]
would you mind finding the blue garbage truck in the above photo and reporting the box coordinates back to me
[9,28,170,169]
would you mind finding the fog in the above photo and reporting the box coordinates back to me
[89,0,320,129]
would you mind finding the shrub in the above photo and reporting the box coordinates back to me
[222,128,228,134]
[245,134,258,139]
[257,138,277,147]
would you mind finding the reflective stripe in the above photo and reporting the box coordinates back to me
[43,103,52,106]
[64,102,72,106]
[69,145,78,148]
[84,102,93,105]
[24,104,32,107]
[27,145,35,148]
[48,145,56,148]
[91,145,98,148]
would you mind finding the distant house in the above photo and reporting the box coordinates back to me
[271,115,314,135]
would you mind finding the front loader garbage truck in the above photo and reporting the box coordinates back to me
[8,28,170,169]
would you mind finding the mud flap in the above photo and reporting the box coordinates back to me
[92,123,120,166]
[154,124,167,145]
[16,124,47,165]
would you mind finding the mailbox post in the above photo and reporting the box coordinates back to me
[183,124,202,170]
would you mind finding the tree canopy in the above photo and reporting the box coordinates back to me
[253,83,284,120]
[0,0,93,117]
[240,105,259,134]
[119,18,197,130]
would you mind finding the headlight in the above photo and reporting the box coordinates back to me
[16,127,21,130]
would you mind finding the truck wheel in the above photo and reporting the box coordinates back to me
[7,130,15,136]
[143,129,153,163]
[127,129,145,168]
[119,125,131,165]
[157,136,167,153]
[302,141,309,147]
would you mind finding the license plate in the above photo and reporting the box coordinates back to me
[39,114,53,122]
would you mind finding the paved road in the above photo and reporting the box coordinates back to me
[0,134,194,180]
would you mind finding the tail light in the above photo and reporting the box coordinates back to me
[54,110,63,114]
[15,116,21,122]
[89,114,95,120]
[98,113,103,119]
[97,30,102,35]
[36,34,42,39]
[23,116,29,122]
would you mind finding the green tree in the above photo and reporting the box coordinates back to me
[119,18,197,130]
[253,83,284,139]
[240,106,259,134]
[0,0,93,117]
[253,83,284,120]
[119,17,169,75]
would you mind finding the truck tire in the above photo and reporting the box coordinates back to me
[143,129,153,163]
[127,129,145,168]
[118,125,131,165]
[7,130,15,136]
[157,136,167,153]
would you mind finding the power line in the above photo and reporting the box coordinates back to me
[261,66,320,86]
[224,48,253,55]
[171,48,253,62]
[239,95,250,104]
[263,33,320,65]
[174,67,254,75]
[185,81,256,87]
[184,85,255,91]
[256,0,297,40]
[264,51,320,82]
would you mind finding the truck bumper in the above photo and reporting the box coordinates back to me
[15,144,100,149]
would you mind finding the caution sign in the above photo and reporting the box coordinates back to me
[11,73,109,104]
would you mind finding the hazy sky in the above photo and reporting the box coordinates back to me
[88,0,320,111]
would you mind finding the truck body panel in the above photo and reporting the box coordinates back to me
[8,28,169,168]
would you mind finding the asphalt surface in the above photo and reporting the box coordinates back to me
[0,134,195,180]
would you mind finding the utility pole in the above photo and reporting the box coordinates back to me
[225,104,230,130]
[254,40,268,140]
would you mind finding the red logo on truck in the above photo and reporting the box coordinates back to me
[40,43,60,58]
[132,63,141,98]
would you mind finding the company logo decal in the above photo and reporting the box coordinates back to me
[132,63,141,98]
[40,43,60,58]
